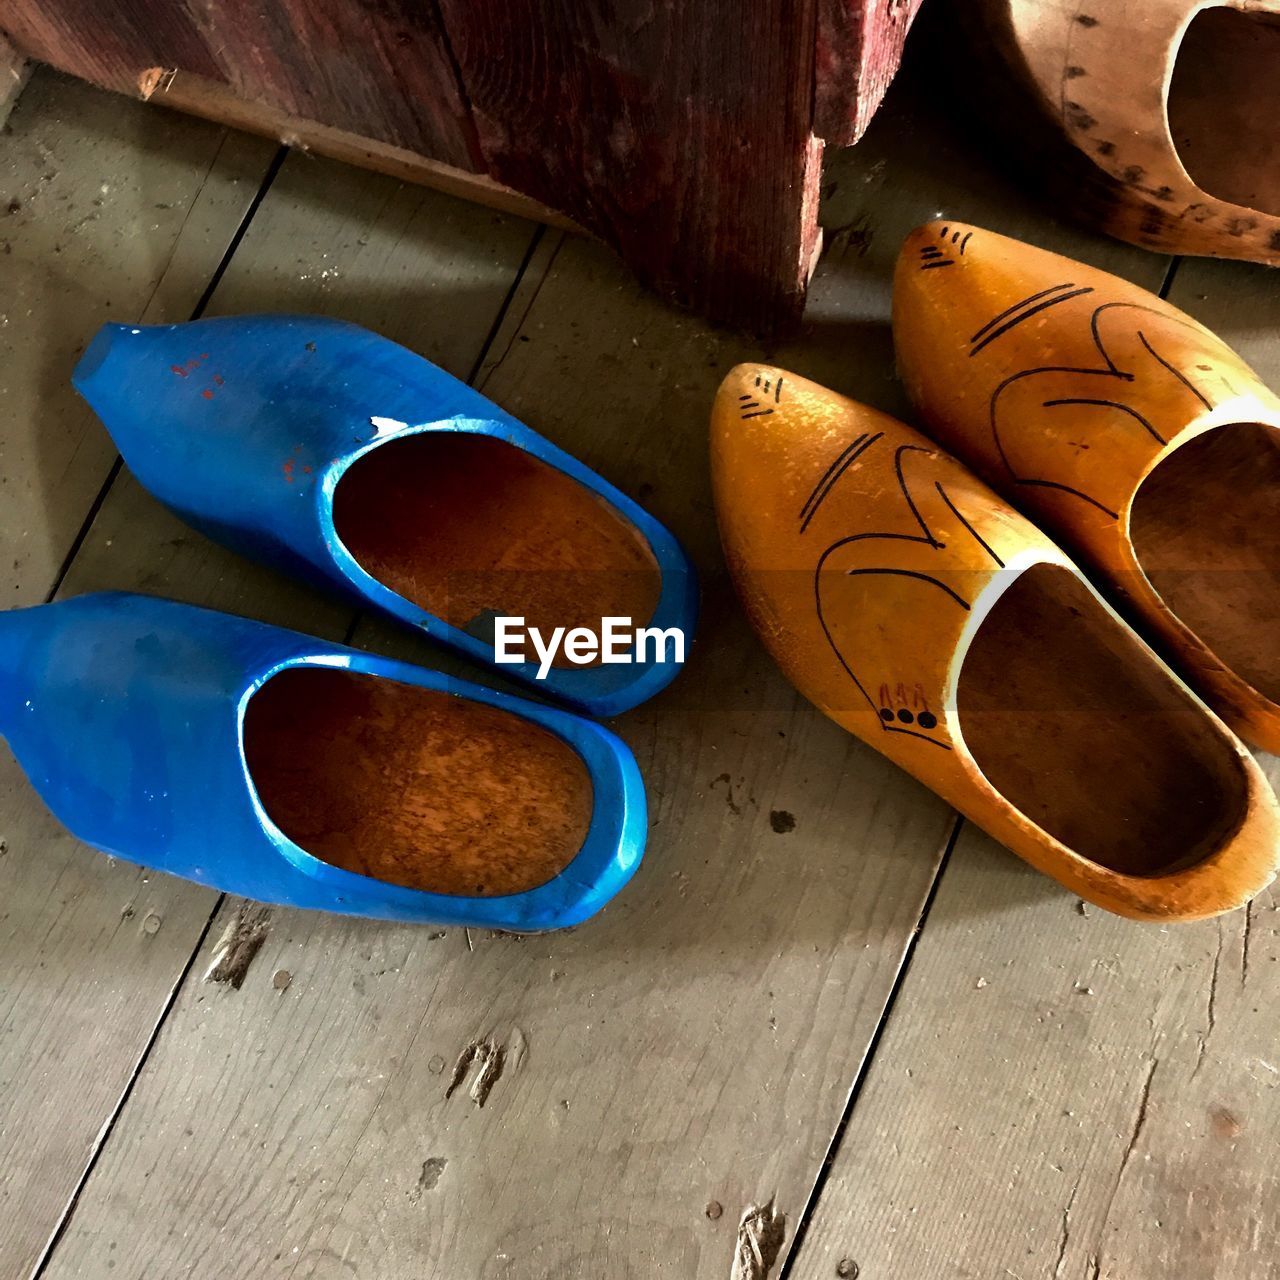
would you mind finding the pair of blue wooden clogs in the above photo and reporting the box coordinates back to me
[2,316,696,930]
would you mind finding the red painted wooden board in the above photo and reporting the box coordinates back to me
[1,0,922,333]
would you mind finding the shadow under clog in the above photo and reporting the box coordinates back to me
[0,593,645,928]
[73,315,697,717]
[711,363,1280,920]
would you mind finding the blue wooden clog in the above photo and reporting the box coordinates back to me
[72,316,697,716]
[0,593,646,928]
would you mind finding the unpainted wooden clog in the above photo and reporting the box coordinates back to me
[0,593,645,929]
[959,0,1280,263]
[894,220,1280,752]
[711,364,1280,920]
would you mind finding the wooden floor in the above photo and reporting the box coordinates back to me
[1,59,1278,1280]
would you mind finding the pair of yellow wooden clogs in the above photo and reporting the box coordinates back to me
[712,223,1280,922]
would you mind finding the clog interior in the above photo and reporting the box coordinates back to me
[1130,423,1280,705]
[1168,6,1280,216]
[243,667,594,895]
[333,433,662,666]
[958,565,1247,878]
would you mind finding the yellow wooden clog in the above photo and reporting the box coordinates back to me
[894,221,1280,753]
[711,364,1279,920]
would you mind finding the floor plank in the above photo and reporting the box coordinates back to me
[0,82,535,1279]
[788,819,1280,1280]
[10,42,1264,1280]
[29,52,1169,1279]
[786,235,1280,1280]
[0,68,279,1279]
[0,69,277,607]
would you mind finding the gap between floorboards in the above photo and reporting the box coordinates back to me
[778,811,963,1278]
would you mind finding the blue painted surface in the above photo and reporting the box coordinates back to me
[0,593,646,928]
[73,315,697,716]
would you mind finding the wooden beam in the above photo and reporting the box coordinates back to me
[815,0,926,146]
[1,0,478,169]
[136,67,583,235]
[433,0,824,336]
[4,0,920,334]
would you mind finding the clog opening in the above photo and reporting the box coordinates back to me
[243,667,594,895]
[1168,7,1280,216]
[333,433,662,667]
[1131,422,1280,704]
[958,565,1247,877]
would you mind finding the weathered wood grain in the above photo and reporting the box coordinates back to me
[34,161,970,1280]
[137,70,580,233]
[788,815,1280,1280]
[786,202,1280,1280]
[6,0,921,334]
[815,0,925,147]
[2,0,476,170]
[433,0,825,334]
[0,69,277,607]
[0,100,535,1279]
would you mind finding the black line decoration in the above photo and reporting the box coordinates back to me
[934,480,1005,567]
[1006,476,1118,519]
[988,301,1221,515]
[738,371,785,419]
[799,432,883,532]
[1042,397,1166,446]
[800,434,867,524]
[812,443,1005,750]
[1138,331,1211,410]
[970,283,1078,344]
[754,372,783,401]
[842,566,970,609]
[920,225,965,270]
[969,286,1095,356]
